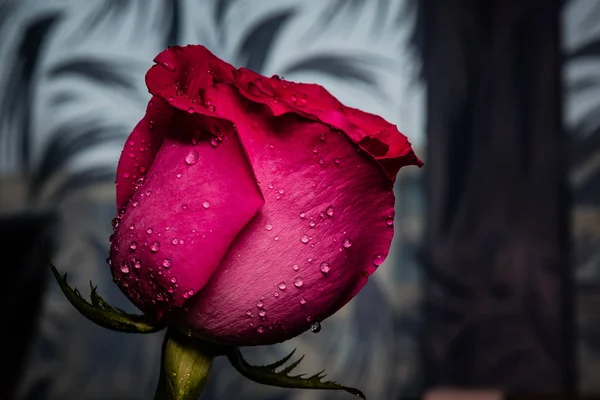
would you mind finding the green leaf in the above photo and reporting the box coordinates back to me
[44,250,165,333]
[226,348,366,399]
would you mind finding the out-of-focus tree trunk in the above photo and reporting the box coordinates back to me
[419,0,573,393]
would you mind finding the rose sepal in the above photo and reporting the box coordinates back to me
[225,347,366,399]
[45,251,165,333]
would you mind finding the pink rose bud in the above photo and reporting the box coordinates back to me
[108,45,422,346]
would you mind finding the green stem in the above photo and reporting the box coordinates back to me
[154,329,215,400]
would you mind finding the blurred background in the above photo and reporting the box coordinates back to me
[0,0,594,398]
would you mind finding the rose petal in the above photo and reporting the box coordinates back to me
[109,108,264,318]
[168,99,395,345]
[146,45,423,181]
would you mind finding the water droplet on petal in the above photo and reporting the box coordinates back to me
[300,297,306,305]
[187,107,195,114]
[130,241,137,250]
[208,105,216,112]
[202,201,211,209]
[308,219,316,228]
[163,258,172,268]
[192,136,201,145]
[300,234,310,244]
[334,157,341,166]
[122,172,130,179]
[325,206,334,217]
[111,217,120,229]
[307,258,313,263]
[176,173,182,178]
[292,264,299,271]
[129,224,135,230]
[171,277,177,283]
[134,259,142,269]
[278,282,287,290]
[294,277,303,288]
[257,325,265,334]
[299,212,306,219]
[373,254,384,266]
[320,262,331,274]
[147,228,153,234]
[182,203,188,210]
[265,224,273,231]
[273,291,279,298]
[168,96,174,102]
[258,309,266,318]
[386,216,394,227]
[256,300,264,308]
[120,262,130,273]
[320,133,326,141]
[150,241,160,252]
[246,309,253,317]
[278,189,285,195]
[310,321,321,333]
[185,150,199,165]
[172,238,178,245]
[210,137,219,147]
[342,238,352,248]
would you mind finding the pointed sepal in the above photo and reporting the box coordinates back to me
[226,348,366,399]
[45,253,165,333]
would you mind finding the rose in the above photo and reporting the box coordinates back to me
[108,45,422,346]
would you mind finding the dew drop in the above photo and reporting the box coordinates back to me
[278,189,285,195]
[208,105,216,112]
[334,157,341,166]
[290,94,297,102]
[312,147,318,154]
[129,224,135,230]
[171,277,177,283]
[256,300,264,308]
[306,315,312,322]
[187,107,195,114]
[120,262,130,274]
[130,241,137,250]
[147,228,153,234]
[299,212,306,219]
[257,325,265,334]
[176,173,182,178]
[210,137,219,147]
[163,258,172,268]
[246,309,253,317]
[111,217,120,229]
[182,203,188,210]
[267,182,274,189]
[265,224,273,231]
[278,282,287,290]
[185,150,199,165]
[294,277,303,288]
[320,262,331,274]
[202,201,211,209]
[300,297,307,305]
[122,172,130,179]
[292,264,299,271]
[325,206,334,217]
[342,238,352,248]
[300,234,310,244]
[310,321,321,333]
[134,259,142,269]
[192,135,201,145]
[320,133,326,141]
[386,217,394,227]
[150,241,160,252]
[258,309,266,318]
[172,238,179,245]
[168,96,174,102]
[308,219,316,228]
[307,258,313,263]
[373,254,384,266]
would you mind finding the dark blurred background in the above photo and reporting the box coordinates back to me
[0,0,596,399]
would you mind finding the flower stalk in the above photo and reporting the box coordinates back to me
[154,329,215,400]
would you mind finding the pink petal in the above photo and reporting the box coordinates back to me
[167,98,396,345]
[109,104,264,318]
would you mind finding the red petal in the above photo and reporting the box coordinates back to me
[109,108,264,318]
